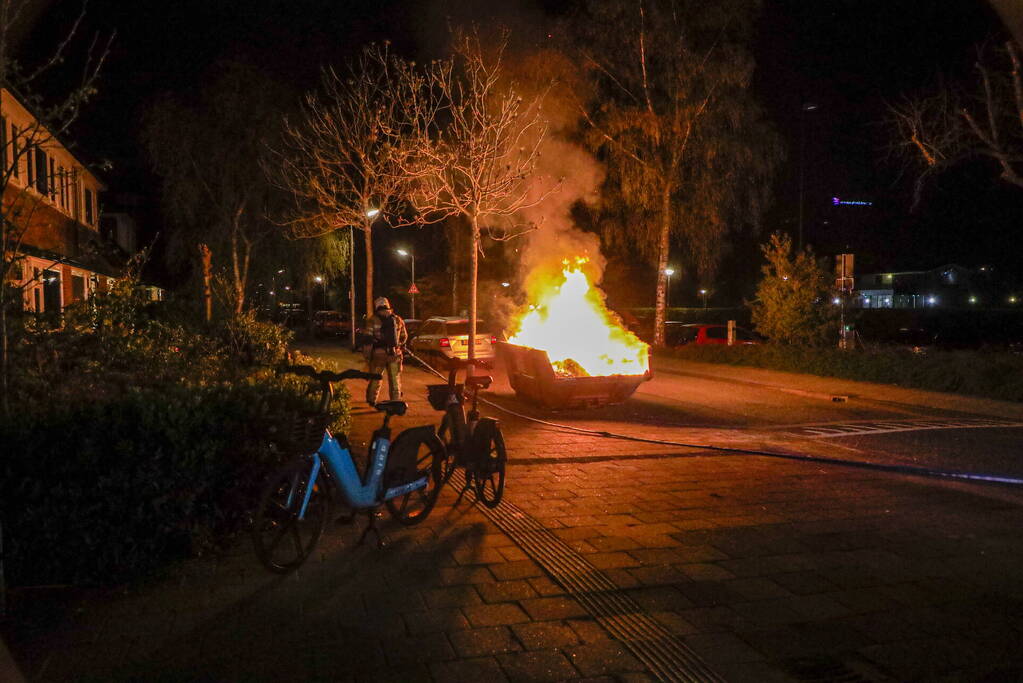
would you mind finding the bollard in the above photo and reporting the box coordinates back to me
[727,320,736,346]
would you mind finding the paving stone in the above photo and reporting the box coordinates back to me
[497,649,580,682]
[725,577,794,601]
[528,576,568,597]
[438,565,497,586]
[385,632,456,665]
[430,656,509,683]
[489,560,545,581]
[462,602,531,627]
[682,631,765,664]
[519,596,589,621]
[585,552,643,570]
[477,579,539,604]
[564,641,646,677]
[769,570,838,595]
[677,563,737,581]
[448,626,522,657]
[511,621,581,650]
[586,535,643,552]
[422,585,484,609]
[567,618,615,643]
[402,608,471,635]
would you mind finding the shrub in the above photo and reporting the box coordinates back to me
[749,232,840,346]
[0,279,347,585]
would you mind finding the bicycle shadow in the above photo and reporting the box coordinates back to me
[108,494,493,681]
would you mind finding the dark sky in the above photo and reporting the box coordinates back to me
[26,0,1021,295]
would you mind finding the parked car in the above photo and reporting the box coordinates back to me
[664,322,761,347]
[312,310,352,337]
[403,318,422,339]
[409,317,497,365]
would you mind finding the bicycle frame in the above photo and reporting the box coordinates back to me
[296,429,428,519]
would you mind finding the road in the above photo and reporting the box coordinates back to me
[304,342,1023,484]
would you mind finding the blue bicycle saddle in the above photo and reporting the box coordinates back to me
[374,400,408,416]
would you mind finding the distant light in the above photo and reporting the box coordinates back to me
[802,102,819,112]
[396,248,409,257]
[269,290,275,296]
[1010,296,1018,304]
[927,296,937,305]
[314,275,323,283]
[832,197,873,207]
[782,276,789,281]
[969,296,977,304]
[277,268,285,274]
[832,297,840,305]
[664,268,675,276]
[366,208,380,218]
[699,289,707,295]
[284,286,291,291]
[501,282,510,288]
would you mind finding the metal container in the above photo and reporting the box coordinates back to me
[496,341,651,410]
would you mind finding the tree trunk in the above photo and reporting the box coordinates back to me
[200,243,213,323]
[363,222,374,320]
[653,188,671,346]
[467,214,479,361]
[450,224,460,315]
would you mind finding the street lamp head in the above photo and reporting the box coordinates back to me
[699,289,707,295]
[396,248,409,257]
[277,268,285,274]
[366,208,380,218]
[664,268,675,276]
[501,282,510,288]
[314,275,323,283]
[802,102,818,112]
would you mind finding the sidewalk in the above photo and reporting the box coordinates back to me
[3,347,1023,681]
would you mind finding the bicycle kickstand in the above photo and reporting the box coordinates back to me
[357,508,386,549]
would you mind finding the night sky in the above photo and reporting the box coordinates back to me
[24,0,1022,299]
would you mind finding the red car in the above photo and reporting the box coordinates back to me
[312,310,352,337]
[665,323,761,346]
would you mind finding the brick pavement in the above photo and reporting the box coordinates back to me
[4,349,1023,681]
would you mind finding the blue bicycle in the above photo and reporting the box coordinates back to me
[252,365,444,573]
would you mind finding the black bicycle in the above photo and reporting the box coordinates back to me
[426,357,506,508]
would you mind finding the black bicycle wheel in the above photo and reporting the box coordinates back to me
[473,423,506,509]
[252,458,332,574]
[438,412,459,483]
[385,435,443,526]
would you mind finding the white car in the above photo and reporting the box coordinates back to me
[410,317,497,365]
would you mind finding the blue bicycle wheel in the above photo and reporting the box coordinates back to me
[252,457,332,573]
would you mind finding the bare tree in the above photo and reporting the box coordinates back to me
[142,58,283,317]
[891,41,1023,207]
[0,0,111,415]
[400,29,553,357]
[272,44,432,322]
[575,0,781,346]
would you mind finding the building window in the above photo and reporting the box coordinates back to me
[71,273,86,302]
[34,147,48,195]
[84,188,94,225]
[0,116,6,170]
[10,124,18,179]
[49,157,56,202]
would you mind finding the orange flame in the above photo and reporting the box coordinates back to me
[507,259,649,377]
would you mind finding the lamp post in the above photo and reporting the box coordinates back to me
[664,267,675,309]
[799,102,818,250]
[396,248,416,319]
[699,288,708,308]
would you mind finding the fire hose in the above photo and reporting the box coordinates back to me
[405,349,1023,488]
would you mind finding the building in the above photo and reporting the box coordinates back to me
[854,264,1013,308]
[2,86,133,313]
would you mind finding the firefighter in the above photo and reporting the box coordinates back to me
[363,296,407,405]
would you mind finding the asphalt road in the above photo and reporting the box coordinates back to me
[300,341,1023,485]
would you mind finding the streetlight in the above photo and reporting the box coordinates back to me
[663,267,675,309]
[699,288,708,309]
[396,247,416,319]
[314,275,325,310]
[799,102,818,250]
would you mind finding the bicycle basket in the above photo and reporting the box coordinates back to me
[426,383,463,411]
[266,411,332,454]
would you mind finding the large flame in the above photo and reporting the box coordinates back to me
[507,259,649,377]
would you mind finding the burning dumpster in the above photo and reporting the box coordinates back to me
[497,341,651,409]
[500,257,652,410]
